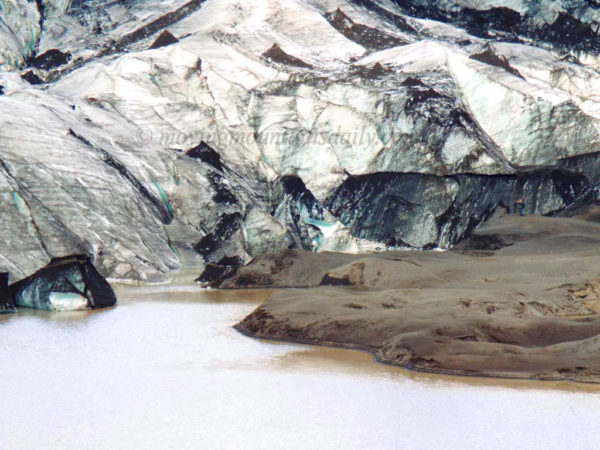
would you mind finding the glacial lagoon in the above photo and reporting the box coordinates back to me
[1,277,600,449]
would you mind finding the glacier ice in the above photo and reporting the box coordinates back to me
[1,0,600,285]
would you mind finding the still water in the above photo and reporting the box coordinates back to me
[1,276,600,449]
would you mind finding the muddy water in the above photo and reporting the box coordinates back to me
[1,277,600,449]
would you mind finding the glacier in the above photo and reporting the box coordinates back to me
[1,0,600,286]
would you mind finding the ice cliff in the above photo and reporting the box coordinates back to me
[1,0,600,282]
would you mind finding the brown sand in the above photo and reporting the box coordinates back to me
[232,212,600,383]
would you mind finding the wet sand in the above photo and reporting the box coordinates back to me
[232,212,600,383]
[264,338,600,393]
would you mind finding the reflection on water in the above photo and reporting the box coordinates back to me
[1,278,600,449]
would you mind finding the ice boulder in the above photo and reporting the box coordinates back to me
[10,255,117,312]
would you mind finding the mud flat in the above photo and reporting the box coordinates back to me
[232,213,600,383]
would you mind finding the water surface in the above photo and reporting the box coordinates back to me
[1,279,600,449]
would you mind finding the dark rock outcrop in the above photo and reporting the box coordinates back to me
[29,49,72,70]
[354,0,600,53]
[20,70,43,85]
[149,30,179,49]
[262,44,313,68]
[9,255,117,311]
[325,8,407,50]
[351,61,393,78]
[186,141,224,171]
[97,0,208,57]
[469,49,524,79]
[195,256,242,287]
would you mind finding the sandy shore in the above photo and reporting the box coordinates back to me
[231,211,600,383]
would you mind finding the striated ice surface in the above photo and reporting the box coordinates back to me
[2,0,600,281]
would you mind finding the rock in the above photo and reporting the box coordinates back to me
[9,255,117,311]
[359,0,600,53]
[29,49,72,70]
[149,30,179,50]
[262,44,313,68]
[469,48,523,79]
[20,70,43,85]
[195,256,242,288]
[363,62,392,78]
[0,273,16,314]
[186,142,224,171]
[324,8,408,50]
